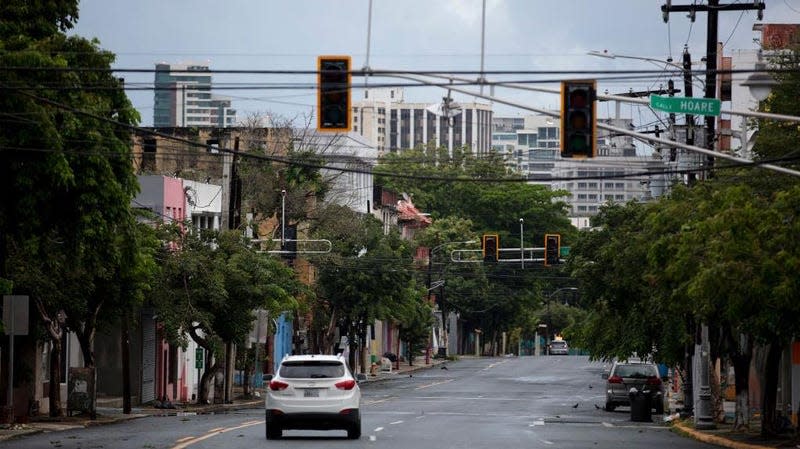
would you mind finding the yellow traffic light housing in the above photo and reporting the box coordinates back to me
[560,80,596,158]
[482,234,499,263]
[317,55,351,132]
[544,234,561,266]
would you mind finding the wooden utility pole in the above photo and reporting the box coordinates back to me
[662,0,765,177]
[221,137,241,404]
[662,0,765,431]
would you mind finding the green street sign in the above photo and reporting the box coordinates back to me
[195,348,204,369]
[649,95,721,116]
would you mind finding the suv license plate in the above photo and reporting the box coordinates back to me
[303,389,319,398]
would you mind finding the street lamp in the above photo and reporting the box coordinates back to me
[741,51,777,102]
[548,287,579,305]
[587,49,706,87]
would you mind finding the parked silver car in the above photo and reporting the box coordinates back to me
[603,361,665,413]
[549,340,569,355]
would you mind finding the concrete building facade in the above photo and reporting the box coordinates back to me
[154,63,237,128]
[352,88,493,156]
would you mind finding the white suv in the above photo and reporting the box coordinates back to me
[264,354,366,439]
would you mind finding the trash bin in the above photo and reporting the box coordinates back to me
[629,387,652,422]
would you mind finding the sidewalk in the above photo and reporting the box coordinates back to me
[666,396,797,449]
[671,419,797,449]
[0,356,447,443]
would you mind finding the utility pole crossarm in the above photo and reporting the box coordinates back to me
[662,2,765,14]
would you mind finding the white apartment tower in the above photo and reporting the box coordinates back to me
[154,63,237,128]
[352,88,493,155]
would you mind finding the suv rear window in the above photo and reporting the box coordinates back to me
[551,341,567,348]
[614,364,656,378]
[280,361,346,379]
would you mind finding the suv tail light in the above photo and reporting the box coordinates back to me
[646,376,662,386]
[335,379,356,390]
[269,380,289,391]
[608,375,623,384]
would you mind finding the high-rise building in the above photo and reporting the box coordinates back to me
[153,63,237,128]
[352,88,493,156]
[493,114,658,226]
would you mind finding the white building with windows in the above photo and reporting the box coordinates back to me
[154,63,237,128]
[352,88,493,156]
[493,114,665,227]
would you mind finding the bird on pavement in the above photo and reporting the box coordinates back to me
[572,403,579,408]
[441,365,448,370]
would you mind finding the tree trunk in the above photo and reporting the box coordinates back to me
[731,348,751,430]
[710,360,724,423]
[761,342,783,437]
[121,317,131,414]
[198,360,220,405]
[48,338,63,417]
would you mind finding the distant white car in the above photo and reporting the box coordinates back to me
[264,354,366,439]
[549,340,569,355]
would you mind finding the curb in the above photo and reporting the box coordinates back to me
[672,420,774,449]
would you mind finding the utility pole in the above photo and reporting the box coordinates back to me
[662,0,765,430]
[682,47,696,184]
[222,136,241,404]
[662,0,765,178]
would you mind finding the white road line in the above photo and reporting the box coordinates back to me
[414,379,454,390]
[171,420,263,449]
[389,420,404,425]
[530,419,545,426]
[374,427,384,432]
[602,422,614,427]
[481,360,510,371]
[539,439,554,445]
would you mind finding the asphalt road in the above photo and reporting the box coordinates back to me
[5,356,716,449]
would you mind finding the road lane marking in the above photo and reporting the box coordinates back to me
[539,439,554,445]
[530,419,545,426]
[481,360,510,371]
[175,436,194,443]
[602,422,614,427]
[415,379,454,390]
[389,420,404,425]
[364,397,396,405]
[374,427,384,432]
[171,420,264,449]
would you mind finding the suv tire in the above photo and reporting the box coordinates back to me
[347,419,361,439]
[604,401,616,412]
[266,423,281,440]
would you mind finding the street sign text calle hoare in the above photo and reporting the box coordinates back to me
[650,95,721,116]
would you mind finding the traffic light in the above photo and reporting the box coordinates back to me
[317,55,351,132]
[544,234,561,266]
[560,80,596,158]
[482,234,499,263]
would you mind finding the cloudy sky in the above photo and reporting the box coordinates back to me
[71,0,800,126]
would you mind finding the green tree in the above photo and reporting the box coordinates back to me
[1,0,143,417]
[375,147,574,353]
[152,226,301,404]
[313,205,425,372]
